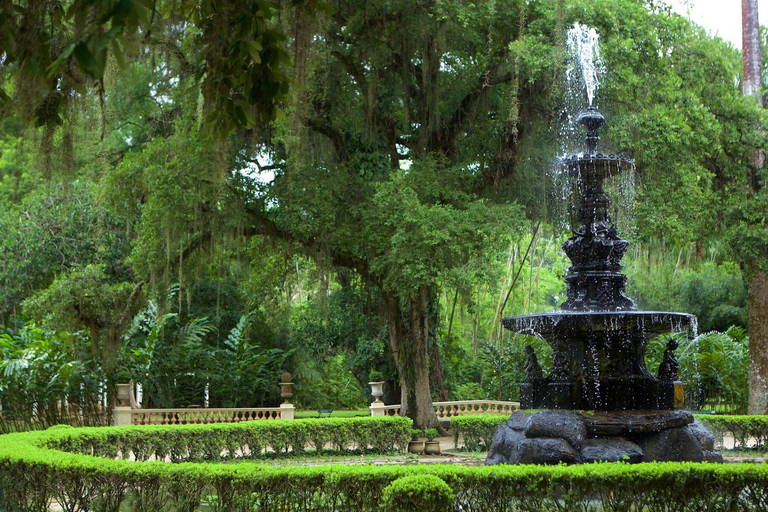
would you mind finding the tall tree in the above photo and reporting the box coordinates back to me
[742,0,768,415]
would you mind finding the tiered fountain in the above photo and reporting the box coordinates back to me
[485,25,721,465]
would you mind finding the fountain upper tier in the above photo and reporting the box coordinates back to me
[558,112,636,311]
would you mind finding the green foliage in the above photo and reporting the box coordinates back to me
[51,416,413,459]
[0,0,299,135]
[120,299,292,408]
[0,182,130,320]
[0,322,106,431]
[646,327,749,413]
[696,414,768,451]
[411,429,423,441]
[629,252,747,332]
[382,475,454,512]
[450,415,507,451]
[424,428,439,441]
[8,422,768,511]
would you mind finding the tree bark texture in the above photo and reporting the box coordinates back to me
[743,0,767,414]
[743,0,762,101]
[749,270,768,414]
[383,286,440,430]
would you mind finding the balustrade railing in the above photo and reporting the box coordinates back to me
[370,400,519,419]
[433,400,519,419]
[130,407,283,425]
[118,400,517,426]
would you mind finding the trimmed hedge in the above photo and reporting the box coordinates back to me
[450,415,507,450]
[46,416,412,461]
[382,475,454,512]
[2,424,768,511]
[695,414,768,450]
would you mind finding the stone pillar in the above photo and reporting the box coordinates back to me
[370,402,386,417]
[280,403,295,420]
[113,406,132,426]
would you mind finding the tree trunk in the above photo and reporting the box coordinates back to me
[430,339,450,402]
[383,286,440,430]
[743,0,767,414]
[748,270,768,414]
[743,0,762,101]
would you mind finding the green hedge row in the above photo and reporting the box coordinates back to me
[695,415,768,450]
[450,415,507,450]
[46,417,412,461]
[2,423,768,511]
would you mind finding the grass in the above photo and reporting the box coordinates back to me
[294,408,371,419]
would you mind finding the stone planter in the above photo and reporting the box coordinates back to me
[424,440,441,455]
[368,381,385,404]
[115,383,132,407]
[407,440,424,454]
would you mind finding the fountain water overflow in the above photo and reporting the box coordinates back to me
[485,25,721,465]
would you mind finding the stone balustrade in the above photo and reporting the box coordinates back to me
[433,400,519,419]
[115,398,517,426]
[370,400,519,418]
[114,405,292,426]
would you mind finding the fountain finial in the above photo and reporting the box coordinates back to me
[576,107,605,156]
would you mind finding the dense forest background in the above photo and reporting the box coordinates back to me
[0,0,766,428]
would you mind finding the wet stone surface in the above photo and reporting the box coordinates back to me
[485,410,722,466]
[581,438,643,463]
[526,410,586,450]
[580,410,693,436]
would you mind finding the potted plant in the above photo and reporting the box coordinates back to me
[408,429,424,454]
[368,370,385,404]
[424,428,441,455]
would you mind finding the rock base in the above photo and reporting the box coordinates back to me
[485,410,722,465]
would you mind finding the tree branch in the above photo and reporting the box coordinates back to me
[149,38,196,75]
[304,116,350,162]
[439,39,516,154]
[241,205,371,279]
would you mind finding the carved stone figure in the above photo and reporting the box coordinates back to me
[657,339,680,381]
[524,345,544,381]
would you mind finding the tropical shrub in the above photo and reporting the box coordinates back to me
[0,322,107,432]
[646,326,749,413]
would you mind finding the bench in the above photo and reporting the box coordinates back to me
[318,409,333,418]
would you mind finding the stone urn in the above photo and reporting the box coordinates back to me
[368,381,385,404]
[279,372,294,404]
[115,383,132,407]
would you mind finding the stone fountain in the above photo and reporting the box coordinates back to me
[484,108,722,465]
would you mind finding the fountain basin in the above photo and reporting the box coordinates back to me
[504,311,695,411]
